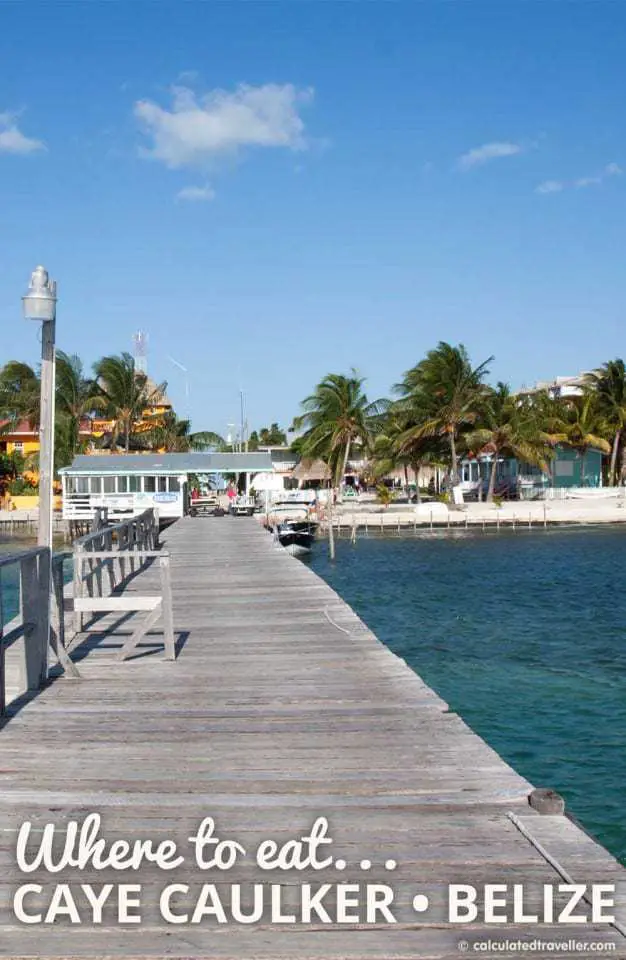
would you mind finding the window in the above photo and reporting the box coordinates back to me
[117,476,128,493]
[555,461,574,478]
[144,476,156,492]
[158,476,167,492]
[103,476,116,493]
[168,477,180,492]
[128,476,141,493]
[13,441,23,451]
[90,477,102,494]
[76,477,89,494]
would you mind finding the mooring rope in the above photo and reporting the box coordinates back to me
[323,607,351,635]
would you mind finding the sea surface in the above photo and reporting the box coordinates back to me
[308,527,626,866]
[0,537,68,625]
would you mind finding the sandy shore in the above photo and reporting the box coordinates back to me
[331,497,626,526]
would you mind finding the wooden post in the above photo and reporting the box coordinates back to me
[430,510,433,531]
[0,585,5,716]
[21,554,47,691]
[327,493,335,561]
[543,503,547,528]
[159,555,176,660]
[104,528,115,595]
[50,556,80,678]
[73,545,84,635]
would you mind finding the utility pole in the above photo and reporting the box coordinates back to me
[240,390,246,454]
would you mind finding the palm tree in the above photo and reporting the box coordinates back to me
[395,342,492,484]
[586,359,626,485]
[142,411,224,452]
[465,384,550,501]
[0,361,40,428]
[557,391,611,487]
[93,353,166,453]
[55,351,103,464]
[293,371,387,491]
[370,407,438,502]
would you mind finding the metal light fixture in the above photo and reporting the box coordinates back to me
[22,265,57,322]
[22,265,57,558]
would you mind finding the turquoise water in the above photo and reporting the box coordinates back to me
[0,538,69,626]
[0,539,31,625]
[308,527,626,866]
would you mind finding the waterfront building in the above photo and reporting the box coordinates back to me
[59,451,274,521]
[459,444,605,499]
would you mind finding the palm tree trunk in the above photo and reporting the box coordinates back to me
[580,450,586,487]
[487,455,498,502]
[610,429,621,486]
[403,464,409,498]
[125,418,130,454]
[412,462,421,503]
[449,431,458,484]
[336,439,351,500]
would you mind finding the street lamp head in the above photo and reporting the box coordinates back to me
[22,265,57,322]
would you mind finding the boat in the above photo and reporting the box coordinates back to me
[276,519,317,557]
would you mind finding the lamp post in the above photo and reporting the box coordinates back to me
[22,266,57,551]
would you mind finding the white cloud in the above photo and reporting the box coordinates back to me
[536,180,564,194]
[0,112,45,155]
[574,176,602,189]
[457,141,523,170]
[176,183,215,202]
[536,162,622,195]
[135,82,313,169]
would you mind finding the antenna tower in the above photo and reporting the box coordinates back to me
[133,331,148,375]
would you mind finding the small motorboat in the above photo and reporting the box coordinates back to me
[276,520,317,557]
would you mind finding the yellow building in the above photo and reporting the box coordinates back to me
[0,420,40,458]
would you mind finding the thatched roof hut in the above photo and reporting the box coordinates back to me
[292,458,332,483]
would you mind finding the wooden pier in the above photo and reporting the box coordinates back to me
[1,516,625,958]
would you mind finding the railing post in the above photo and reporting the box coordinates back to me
[0,571,5,716]
[73,545,85,635]
[118,523,127,582]
[159,555,176,660]
[50,555,80,679]
[105,528,115,594]
[20,552,48,691]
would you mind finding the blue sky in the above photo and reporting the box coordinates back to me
[1,2,626,438]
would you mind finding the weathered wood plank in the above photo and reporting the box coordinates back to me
[0,516,624,959]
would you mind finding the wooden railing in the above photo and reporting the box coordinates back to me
[0,548,78,717]
[72,508,175,661]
